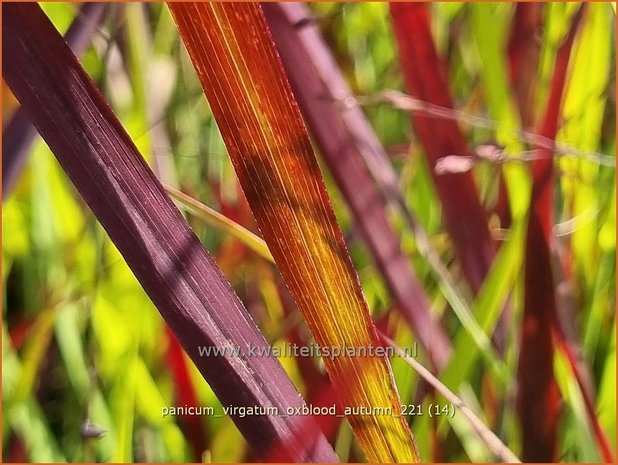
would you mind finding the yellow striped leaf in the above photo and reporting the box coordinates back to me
[168,3,419,462]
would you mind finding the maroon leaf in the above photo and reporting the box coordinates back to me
[507,2,544,128]
[517,7,584,461]
[2,4,337,461]
[390,3,495,293]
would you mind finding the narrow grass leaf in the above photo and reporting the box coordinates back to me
[169,3,419,461]
[380,333,521,463]
[507,3,543,128]
[165,185,273,262]
[517,7,583,461]
[468,3,531,221]
[441,223,524,389]
[390,3,495,293]
[2,4,336,461]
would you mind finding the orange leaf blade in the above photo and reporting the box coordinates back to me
[169,3,419,462]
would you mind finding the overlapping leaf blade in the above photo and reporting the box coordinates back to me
[389,3,495,293]
[2,4,336,461]
[168,2,419,462]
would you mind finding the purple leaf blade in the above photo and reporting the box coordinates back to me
[2,3,337,461]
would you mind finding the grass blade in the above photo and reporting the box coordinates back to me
[507,3,543,127]
[380,333,520,463]
[390,3,495,293]
[517,7,584,461]
[441,223,524,389]
[2,4,337,461]
[165,185,273,262]
[169,3,419,461]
